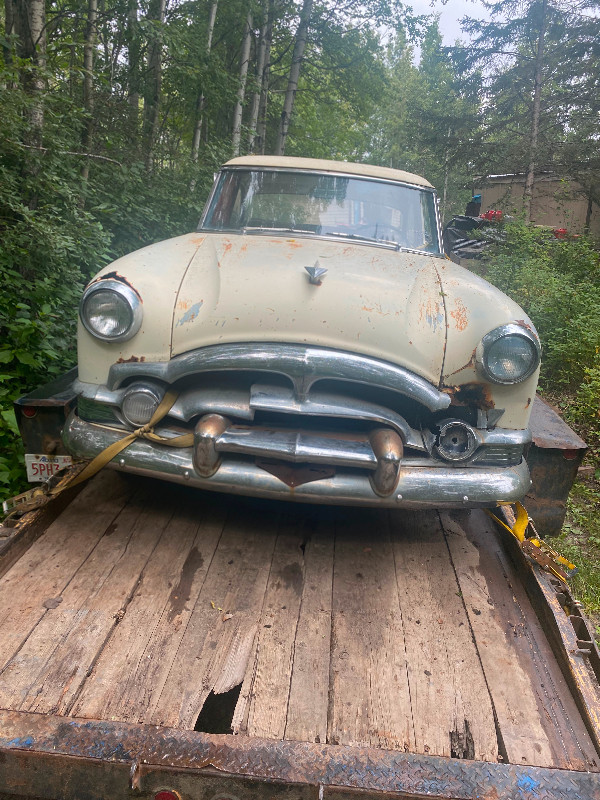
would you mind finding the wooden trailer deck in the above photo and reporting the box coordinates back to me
[0,469,597,783]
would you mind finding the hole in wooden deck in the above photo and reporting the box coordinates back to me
[194,685,242,734]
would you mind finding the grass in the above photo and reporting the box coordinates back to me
[547,478,600,640]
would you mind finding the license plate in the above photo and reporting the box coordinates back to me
[25,454,73,482]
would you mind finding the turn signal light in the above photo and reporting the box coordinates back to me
[22,406,38,418]
[154,791,182,800]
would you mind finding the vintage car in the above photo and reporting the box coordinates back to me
[61,155,540,508]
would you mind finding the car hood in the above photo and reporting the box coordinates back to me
[171,233,447,385]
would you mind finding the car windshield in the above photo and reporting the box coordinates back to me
[201,168,440,254]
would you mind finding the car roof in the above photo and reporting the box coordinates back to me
[223,155,434,189]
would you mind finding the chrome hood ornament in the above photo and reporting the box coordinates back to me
[305,262,328,285]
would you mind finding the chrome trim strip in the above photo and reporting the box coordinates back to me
[249,384,426,450]
[215,427,377,469]
[107,343,451,412]
[63,414,532,509]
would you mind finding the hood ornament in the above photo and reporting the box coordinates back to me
[305,262,328,285]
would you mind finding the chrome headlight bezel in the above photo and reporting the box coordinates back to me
[80,278,143,342]
[476,323,541,385]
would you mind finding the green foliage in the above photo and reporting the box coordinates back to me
[475,220,600,393]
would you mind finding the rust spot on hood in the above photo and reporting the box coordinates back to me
[449,298,469,331]
[444,382,495,410]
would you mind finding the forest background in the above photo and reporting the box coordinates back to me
[1,0,600,620]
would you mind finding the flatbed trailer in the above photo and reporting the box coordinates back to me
[0,470,599,799]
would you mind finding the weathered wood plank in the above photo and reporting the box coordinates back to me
[146,503,279,730]
[284,516,334,744]
[19,490,174,715]
[327,508,414,752]
[0,472,133,674]
[442,509,598,770]
[242,508,310,740]
[71,494,225,723]
[390,510,498,762]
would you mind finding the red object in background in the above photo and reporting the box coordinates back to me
[480,209,503,221]
[553,228,568,239]
[21,406,37,418]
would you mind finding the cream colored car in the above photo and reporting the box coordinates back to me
[64,156,540,508]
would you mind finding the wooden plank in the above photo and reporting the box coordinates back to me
[390,510,498,762]
[284,515,334,744]
[242,508,311,740]
[327,508,415,752]
[0,483,151,711]
[145,501,280,729]
[0,471,133,673]
[69,492,225,722]
[13,489,175,715]
[442,509,598,770]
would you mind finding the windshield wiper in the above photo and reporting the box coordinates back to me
[326,231,402,249]
[242,226,317,235]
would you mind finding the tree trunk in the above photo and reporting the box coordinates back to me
[523,0,548,224]
[255,0,274,154]
[127,0,140,125]
[231,10,253,157]
[247,0,269,152]
[81,0,98,186]
[191,0,218,164]
[274,0,312,156]
[14,0,46,144]
[143,0,166,171]
[3,0,15,66]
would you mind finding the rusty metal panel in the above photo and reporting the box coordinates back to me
[0,711,599,799]
[525,395,587,537]
[14,368,78,456]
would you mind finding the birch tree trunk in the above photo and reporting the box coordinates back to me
[255,0,274,154]
[247,0,269,152]
[3,0,15,66]
[274,0,312,156]
[523,0,548,224]
[14,0,46,144]
[127,0,140,126]
[231,10,253,157]
[143,0,167,171]
[191,0,218,163]
[81,0,98,186]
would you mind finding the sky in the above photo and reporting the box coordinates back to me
[407,0,490,47]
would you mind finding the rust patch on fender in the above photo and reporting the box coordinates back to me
[444,382,495,410]
[445,348,477,378]
[90,271,142,301]
[116,355,146,364]
[222,240,233,254]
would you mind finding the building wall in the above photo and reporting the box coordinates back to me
[476,176,600,236]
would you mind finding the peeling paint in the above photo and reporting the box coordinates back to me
[420,298,444,332]
[176,301,204,327]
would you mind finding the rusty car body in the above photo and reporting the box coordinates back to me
[61,155,542,508]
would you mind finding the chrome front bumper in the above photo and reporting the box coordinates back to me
[63,413,532,509]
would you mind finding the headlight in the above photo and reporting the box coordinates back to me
[80,278,142,342]
[121,383,163,427]
[476,323,540,384]
[436,419,479,462]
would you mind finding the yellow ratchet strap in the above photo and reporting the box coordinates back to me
[2,389,193,523]
[487,502,577,583]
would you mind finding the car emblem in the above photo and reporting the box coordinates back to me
[305,263,328,285]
